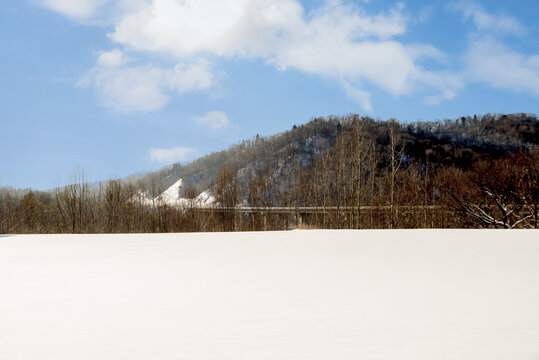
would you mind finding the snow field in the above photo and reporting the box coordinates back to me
[0,230,538,360]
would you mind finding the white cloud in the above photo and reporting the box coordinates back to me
[97,49,125,67]
[168,61,215,95]
[149,147,197,163]
[36,0,110,19]
[195,111,230,129]
[342,83,373,113]
[449,3,539,96]
[110,0,305,58]
[450,2,525,35]
[36,0,468,111]
[465,39,539,96]
[79,58,214,112]
[105,0,458,111]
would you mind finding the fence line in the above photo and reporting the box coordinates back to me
[191,205,442,214]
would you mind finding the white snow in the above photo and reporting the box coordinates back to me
[158,177,184,204]
[0,230,538,359]
[195,189,215,205]
[155,178,215,207]
[132,189,155,206]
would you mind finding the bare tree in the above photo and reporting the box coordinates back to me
[446,151,538,228]
[54,171,89,233]
[215,166,239,231]
[387,119,404,228]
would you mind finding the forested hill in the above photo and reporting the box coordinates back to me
[1,112,537,232]
[132,112,538,196]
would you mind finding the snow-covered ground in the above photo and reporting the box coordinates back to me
[0,230,538,360]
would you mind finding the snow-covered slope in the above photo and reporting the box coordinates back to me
[158,178,184,205]
[151,178,215,207]
[195,189,215,205]
[1,230,538,360]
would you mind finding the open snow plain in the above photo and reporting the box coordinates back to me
[1,230,538,360]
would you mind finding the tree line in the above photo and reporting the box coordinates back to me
[1,114,537,233]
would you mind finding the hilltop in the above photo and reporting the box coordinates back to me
[132,112,538,200]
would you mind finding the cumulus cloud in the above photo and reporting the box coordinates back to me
[39,0,470,111]
[36,0,110,19]
[449,1,525,35]
[107,0,458,110]
[110,0,409,58]
[79,53,214,112]
[149,147,197,163]
[110,0,304,58]
[195,111,230,129]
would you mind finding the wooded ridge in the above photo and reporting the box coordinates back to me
[1,113,537,232]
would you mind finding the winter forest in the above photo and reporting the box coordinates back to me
[1,113,537,233]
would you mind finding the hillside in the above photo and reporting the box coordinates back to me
[133,112,538,198]
[1,113,537,233]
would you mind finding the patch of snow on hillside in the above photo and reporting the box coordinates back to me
[196,190,215,205]
[158,178,183,204]
[156,178,214,207]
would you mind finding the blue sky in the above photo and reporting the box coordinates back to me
[1,0,538,190]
